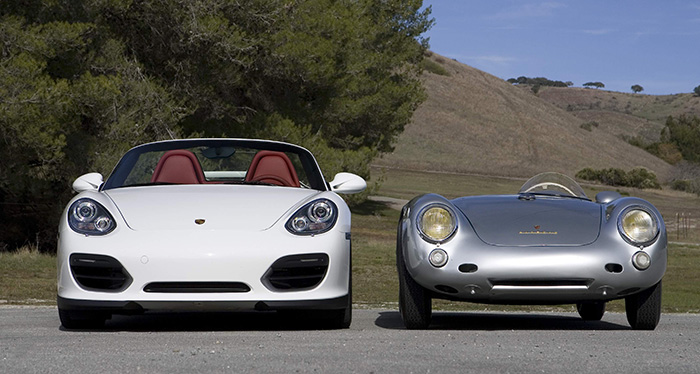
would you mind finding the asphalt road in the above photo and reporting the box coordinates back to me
[1,306,698,373]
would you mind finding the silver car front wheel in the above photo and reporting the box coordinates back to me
[397,232,431,329]
[625,280,662,330]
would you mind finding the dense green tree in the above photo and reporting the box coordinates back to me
[631,84,644,93]
[507,76,568,87]
[0,10,188,250]
[583,82,605,89]
[694,85,700,96]
[665,115,700,163]
[0,0,433,251]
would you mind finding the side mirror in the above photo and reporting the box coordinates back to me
[329,172,366,194]
[595,191,622,204]
[72,173,104,193]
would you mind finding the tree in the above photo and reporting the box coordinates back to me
[583,82,605,89]
[694,85,700,97]
[0,10,188,251]
[631,85,644,93]
[665,115,700,163]
[506,76,569,87]
[0,0,433,251]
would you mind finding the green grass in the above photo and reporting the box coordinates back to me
[0,247,55,305]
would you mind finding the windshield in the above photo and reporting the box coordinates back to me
[518,172,588,199]
[102,139,327,191]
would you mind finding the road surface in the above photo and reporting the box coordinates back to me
[1,306,698,373]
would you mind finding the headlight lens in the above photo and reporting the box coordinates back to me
[619,208,658,244]
[286,199,338,235]
[68,198,116,235]
[632,251,651,270]
[429,248,449,267]
[418,205,457,243]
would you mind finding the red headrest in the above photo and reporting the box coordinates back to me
[245,151,300,187]
[151,150,206,184]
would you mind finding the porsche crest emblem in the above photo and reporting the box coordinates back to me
[194,219,206,225]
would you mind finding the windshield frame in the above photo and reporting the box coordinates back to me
[518,172,589,200]
[101,138,328,191]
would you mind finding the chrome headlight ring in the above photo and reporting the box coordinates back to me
[617,206,659,247]
[416,203,458,244]
[68,198,116,236]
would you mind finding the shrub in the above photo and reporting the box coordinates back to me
[626,168,661,189]
[671,179,692,192]
[580,121,599,131]
[575,168,597,181]
[420,58,450,76]
[576,167,661,189]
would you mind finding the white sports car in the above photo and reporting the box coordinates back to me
[57,138,366,329]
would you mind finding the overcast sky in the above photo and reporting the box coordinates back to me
[421,1,700,95]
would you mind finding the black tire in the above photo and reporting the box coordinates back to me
[576,301,606,321]
[397,229,431,329]
[58,309,108,329]
[625,280,662,330]
[326,302,351,329]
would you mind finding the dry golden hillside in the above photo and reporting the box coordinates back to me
[375,53,675,181]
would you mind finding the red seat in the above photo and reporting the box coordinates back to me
[151,150,206,184]
[245,151,300,187]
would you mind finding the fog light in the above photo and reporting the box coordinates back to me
[429,249,448,268]
[632,251,651,270]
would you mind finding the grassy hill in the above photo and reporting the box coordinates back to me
[538,86,700,125]
[374,53,684,181]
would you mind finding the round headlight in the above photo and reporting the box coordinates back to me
[619,208,658,244]
[308,201,333,223]
[291,216,309,232]
[429,248,449,267]
[94,216,113,232]
[73,201,97,222]
[419,205,457,243]
[632,251,651,270]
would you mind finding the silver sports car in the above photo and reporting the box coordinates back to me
[396,172,666,330]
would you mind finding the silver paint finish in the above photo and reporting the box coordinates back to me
[399,192,667,304]
[452,195,601,246]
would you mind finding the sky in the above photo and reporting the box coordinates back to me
[421,1,700,95]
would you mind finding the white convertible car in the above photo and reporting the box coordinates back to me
[57,139,366,329]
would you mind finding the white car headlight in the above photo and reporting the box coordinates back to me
[618,207,658,245]
[418,205,457,243]
[286,199,338,235]
[68,198,116,235]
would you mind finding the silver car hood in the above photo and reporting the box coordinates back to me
[105,185,319,231]
[452,195,601,246]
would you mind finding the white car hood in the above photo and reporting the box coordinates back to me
[104,185,320,231]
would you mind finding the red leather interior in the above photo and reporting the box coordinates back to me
[245,151,300,187]
[151,150,206,184]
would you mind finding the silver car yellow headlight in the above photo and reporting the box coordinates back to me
[418,205,457,243]
[618,207,658,245]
